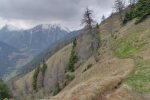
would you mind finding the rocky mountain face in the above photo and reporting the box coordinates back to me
[0,24,78,79]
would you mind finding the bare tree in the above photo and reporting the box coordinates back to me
[11,81,17,91]
[23,80,29,94]
[52,63,61,95]
[101,15,106,23]
[37,71,44,90]
[114,0,125,21]
[82,7,95,30]
[129,0,137,6]
[129,0,137,9]
[79,8,100,62]
[108,13,114,37]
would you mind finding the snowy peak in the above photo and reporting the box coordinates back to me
[40,24,70,32]
[1,24,22,31]
[0,24,70,33]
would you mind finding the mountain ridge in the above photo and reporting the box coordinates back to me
[0,24,80,80]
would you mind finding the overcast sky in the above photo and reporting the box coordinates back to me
[0,0,126,30]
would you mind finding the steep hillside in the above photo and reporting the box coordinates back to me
[49,15,150,100]
[12,44,72,99]
[11,9,150,100]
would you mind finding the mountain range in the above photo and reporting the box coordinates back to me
[0,24,79,80]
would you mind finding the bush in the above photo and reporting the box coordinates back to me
[0,79,11,99]
[53,83,61,96]
[64,73,75,86]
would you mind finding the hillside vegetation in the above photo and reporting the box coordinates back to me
[124,0,150,23]
[10,0,150,100]
[0,79,11,99]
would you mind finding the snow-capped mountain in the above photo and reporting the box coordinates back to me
[1,25,22,31]
[41,24,70,32]
[0,24,70,51]
[0,24,79,79]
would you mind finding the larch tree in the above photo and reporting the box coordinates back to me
[82,7,95,31]
[114,0,125,21]
[81,7,100,62]
[101,15,106,23]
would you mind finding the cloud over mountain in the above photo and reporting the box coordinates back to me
[0,0,116,30]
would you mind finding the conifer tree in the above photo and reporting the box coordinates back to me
[32,66,40,91]
[82,8,95,31]
[0,79,11,99]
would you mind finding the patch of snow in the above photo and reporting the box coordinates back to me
[4,24,22,31]
[42,24,70,32]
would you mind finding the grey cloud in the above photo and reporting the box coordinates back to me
[0,0,81,20]
[0,0,115,29]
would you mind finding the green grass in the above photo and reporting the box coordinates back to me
[111,30,150,93]
[125,60,150,93]
[113,33,145,58]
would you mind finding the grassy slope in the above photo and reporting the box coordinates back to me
[50,15,150,100]
[112,17,150,93]
[13,13,150,100]
[13,44,72,98]
[49,13,136,100]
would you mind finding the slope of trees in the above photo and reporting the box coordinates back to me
[123,0,150,24]
[32,60,48,91]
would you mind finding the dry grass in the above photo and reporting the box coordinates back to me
[49,49,134,100]
[13,44,72,99]
[104,85,150,100]
[13,13,150,100]
[49,13,150,100]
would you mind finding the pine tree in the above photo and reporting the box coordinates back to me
[41,60,47,76]
[32,66,40,91]
[124,0,150,23]
[101,15,105,23]
[114,0,125,21]
[67,38,78,72]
